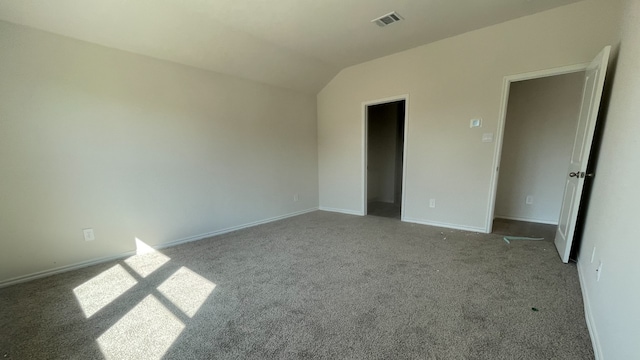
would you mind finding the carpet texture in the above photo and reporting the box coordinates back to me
[0,211,593,359]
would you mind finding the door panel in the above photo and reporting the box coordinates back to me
[556,180,577,254]
[554,46,610,263]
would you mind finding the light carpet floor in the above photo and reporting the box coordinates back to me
[0,211,593,359]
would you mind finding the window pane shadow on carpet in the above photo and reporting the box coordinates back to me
[0,211,593,359]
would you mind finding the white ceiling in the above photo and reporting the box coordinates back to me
[0,0,584,93]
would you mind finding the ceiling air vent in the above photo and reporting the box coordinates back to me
[372,11,403,27]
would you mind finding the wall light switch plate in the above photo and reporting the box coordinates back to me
[470,118,482,128]
[83,228,95,241]
[482,133,494,142]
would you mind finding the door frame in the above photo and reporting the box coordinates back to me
[362,94,409,219]
[485,64,589,233]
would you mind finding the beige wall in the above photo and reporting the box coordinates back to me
[318,0,622,230]
[495,73,585,224]
[577,0,640,358]
[367,102,399,203]
[0,21,319,283]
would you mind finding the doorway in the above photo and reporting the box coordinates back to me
[364,98,407,219]
[492,71,586,239]
[494,71,584,235]
[488,46,611,263]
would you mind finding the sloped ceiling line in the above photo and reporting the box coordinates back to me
[0,0,584,93]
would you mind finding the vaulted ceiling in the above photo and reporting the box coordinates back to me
[0,0,584,93]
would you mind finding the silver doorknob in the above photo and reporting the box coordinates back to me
[570,172,590,178]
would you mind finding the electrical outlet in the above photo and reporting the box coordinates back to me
[596,261,603,281]
[526,196,534,205]
[83,228,95,241]
[293,194,299,202]
[591,247,596,263]
[429,199,436,208]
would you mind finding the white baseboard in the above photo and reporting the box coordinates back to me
[0,251,137,289]
[577,260,603,360]
[402,217,487,233]
[318,206,364,216]
[494,215,558,225]
[157,207,318,250]
[0,207,319,289]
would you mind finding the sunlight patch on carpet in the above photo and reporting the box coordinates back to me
[73,264,137,318]
[124,238,170,277]
[97,295,185,360]
[157,266,216,317]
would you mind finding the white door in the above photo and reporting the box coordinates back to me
[555,46,611,263]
